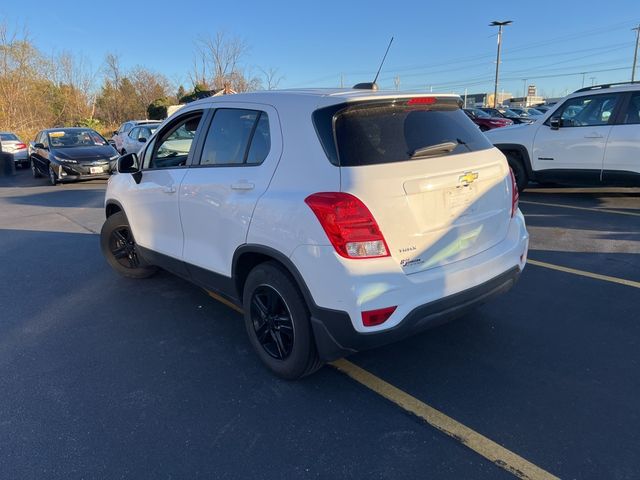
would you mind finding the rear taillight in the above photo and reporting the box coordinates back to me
[16,143,26,149]
[304,192,390,259]
[509,169,519,217]
[362,306,397,327]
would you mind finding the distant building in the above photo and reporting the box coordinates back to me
[507,96,545,107]
[464,92,513,107]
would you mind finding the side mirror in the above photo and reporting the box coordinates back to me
[113,130,119,136]
[118,152,142,184]
[549,117,561,130]
[138,137,147,143]
[34,142,45,149]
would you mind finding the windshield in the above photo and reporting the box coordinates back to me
[528,109,543,115]
[48,129,108,148]
[314,98,492,166]
[503,109,520,117]
[0,133,18,141]
[470,108,491,118]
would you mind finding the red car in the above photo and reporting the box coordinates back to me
[464,108,513,131]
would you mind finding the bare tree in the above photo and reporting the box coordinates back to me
[259,66,283,90]
[191,32,260,92]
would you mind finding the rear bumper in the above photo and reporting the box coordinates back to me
[11,151,28,162]
[311,266,520,361]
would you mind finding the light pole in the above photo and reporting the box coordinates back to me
[490,20,512,108]
[632,25,640,82]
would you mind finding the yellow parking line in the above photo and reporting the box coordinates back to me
[519,200,640,217]
[331,359,559,480]
[206,290,244,314]
[204,288,558,479]
[527,259,640,289]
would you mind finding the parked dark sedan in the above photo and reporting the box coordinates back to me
[29,128,119,185]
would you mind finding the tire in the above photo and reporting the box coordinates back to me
[48,165,58,186]
[243,261,322,379]
[31,160,42,178]
[506,153,528,192]
[100,211,157,279]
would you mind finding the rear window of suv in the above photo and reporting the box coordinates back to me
[313,97,492,166]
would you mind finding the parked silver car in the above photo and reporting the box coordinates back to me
[111,120,161,154]
[120,124,159,155]
[0,132,29,168]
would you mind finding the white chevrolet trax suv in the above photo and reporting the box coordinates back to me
[100,89,529,379]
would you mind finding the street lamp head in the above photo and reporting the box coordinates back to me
[490,20,513,26]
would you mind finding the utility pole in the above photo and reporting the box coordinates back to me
[581,72,586,88]
[632,25,640,82]
[394,76,400,91]
[522,78,527,98]
[490,20,512,108]
[340,74,344,88]
[590,76,596,86]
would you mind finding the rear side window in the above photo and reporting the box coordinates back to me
[199,109,270,166]
[0,133,18,141]
[314,98,492,166]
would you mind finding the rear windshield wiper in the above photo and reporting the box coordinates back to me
[410,141,458,159]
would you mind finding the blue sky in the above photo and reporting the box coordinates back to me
[4,0,640,98]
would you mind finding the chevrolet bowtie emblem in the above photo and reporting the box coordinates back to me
[459,171,479,185]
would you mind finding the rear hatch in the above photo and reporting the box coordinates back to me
[314,95,512,274]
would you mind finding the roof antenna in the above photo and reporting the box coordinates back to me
[353,36,394,90]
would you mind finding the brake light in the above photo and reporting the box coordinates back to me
[304,192,390,259]
[16,143,26,149]
[362,306,397,327]
[407,97,436,105]
[509,169,519,217]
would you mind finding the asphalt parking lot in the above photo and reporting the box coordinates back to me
[0,169,639,480]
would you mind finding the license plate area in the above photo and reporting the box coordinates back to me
[446,184,476,214]
[90,166,104,174]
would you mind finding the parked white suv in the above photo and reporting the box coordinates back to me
[100,89,529,378]
[486,82,640,191]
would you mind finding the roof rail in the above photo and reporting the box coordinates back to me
[574,81,640,93]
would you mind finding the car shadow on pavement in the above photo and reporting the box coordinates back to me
[2,188,106,208]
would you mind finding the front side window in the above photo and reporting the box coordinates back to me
[622,92,640,124]
[146,113,203,169]
[556,93,620,127]
[128,127,139,139]
[199,109,270,166]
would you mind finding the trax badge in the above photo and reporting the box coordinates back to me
[459,171,479,186]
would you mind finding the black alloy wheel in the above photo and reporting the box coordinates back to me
[250,285,295,360]
[109,226,141,270]
[99,211,157,279]
[243,261,322,379]
[48,165,58,185]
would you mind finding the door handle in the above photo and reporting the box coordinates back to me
[584,133,603,139]
[231,182,255,191]
[162,185,177,194]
